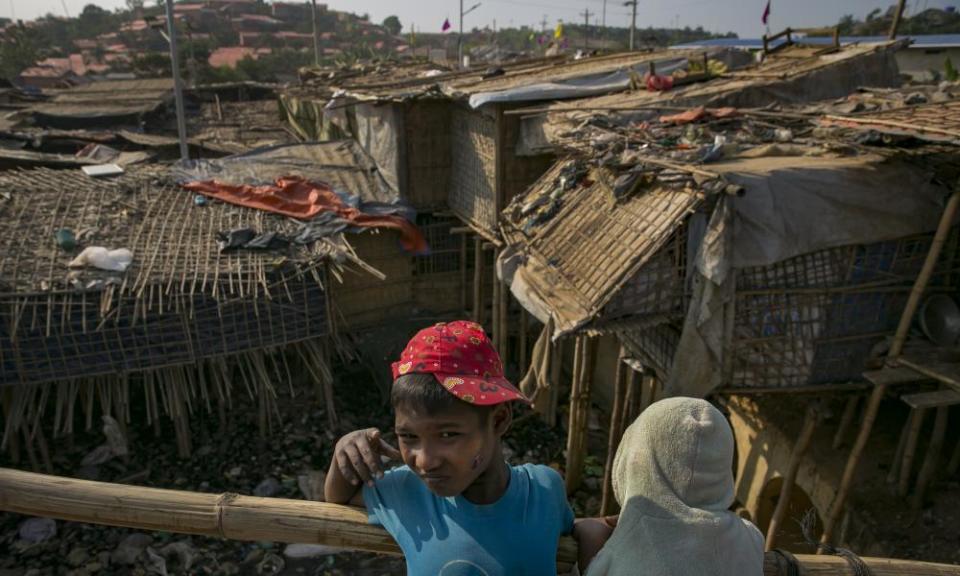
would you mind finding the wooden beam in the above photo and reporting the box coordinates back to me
[766,401,819,550]
[911,405,949,511]
[820,383,887,548]
[473,236,484,326]
[889,0,907,39]
[601,346,627,516]
[2,469,960,575]
[832,395,860,450]
[899,408,928,497]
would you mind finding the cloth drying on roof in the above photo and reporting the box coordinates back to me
[183,176,428,254]
[585,397,764,576]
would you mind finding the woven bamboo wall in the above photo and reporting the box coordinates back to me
[449,106,498,234]
[727,231,960,389]
[403,100,452,211]
[331,231,414,328]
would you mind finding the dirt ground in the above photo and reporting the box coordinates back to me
[0,345,589,576]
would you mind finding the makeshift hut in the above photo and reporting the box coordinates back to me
[0,140,406,463]
[24,78,176,130]
[498,92,960,555]
[516,39,904,155]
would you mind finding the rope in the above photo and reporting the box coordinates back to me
[769,548,801,576]
[799,508,874,576]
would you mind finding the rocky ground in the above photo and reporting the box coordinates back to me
[0,350,605,576]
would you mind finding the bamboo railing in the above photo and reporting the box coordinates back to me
[2,468,959,575]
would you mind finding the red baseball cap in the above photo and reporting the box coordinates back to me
[391,320,529,406]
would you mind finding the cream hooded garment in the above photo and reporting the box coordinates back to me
[585,397,764,576]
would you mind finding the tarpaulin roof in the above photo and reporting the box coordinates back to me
[28,78,174,128]
[518,41,903,154]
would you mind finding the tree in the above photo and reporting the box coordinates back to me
[836,14,856,35]
[0,24,41,81]
[382,15,402,36]
[125,0,145,13]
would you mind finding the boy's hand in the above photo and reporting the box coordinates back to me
[334,428,402,487]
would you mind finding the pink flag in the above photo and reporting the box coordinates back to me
[761,0,771,24]
[442,18,451,32]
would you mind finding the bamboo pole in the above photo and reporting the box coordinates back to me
[601,346,627,516]
[889,188,960,360]
[948,432,960,477]
[498,274,510,366]
[819,383,887,549]
[911,405,949,511]
[492,257,501,352]
[832,395,860,450]
[460,234,468,313]
[546,339,562,427]
[473,236,484,325]
[899,407,928,497]
[565,336,585,494]
[2,469,960,575]
[766,401,819,550]
[887,413,910,484]
[519,310,529,373]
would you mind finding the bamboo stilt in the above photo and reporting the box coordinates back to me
[887,412,911,484]
[832,395,860,450]
[21,427,41,473]
[460,233,468,313]
[601,347,627,516]
[565,336,595,494]
[492,261,501,351]
[472,236,484,325]
[899,408,928,497]
[519,310,529,372]
[766,402,819,550]
[546,339,562,428]
[820,383,887,549]
[622,368,638,426]
[948,430,960,476]
[499,279,510,367]
[5,468,960,575]
[910,405,949,511]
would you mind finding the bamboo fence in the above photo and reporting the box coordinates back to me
[2,469,960,575]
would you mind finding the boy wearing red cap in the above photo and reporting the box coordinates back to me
[325,320,574,575]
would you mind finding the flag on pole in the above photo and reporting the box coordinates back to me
[554,22,563,39]
[761,0,771,25]
[442,18,451,32]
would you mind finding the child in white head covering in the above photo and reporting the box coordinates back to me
[581,397,764,576]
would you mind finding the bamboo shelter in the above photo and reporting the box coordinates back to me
[0,144,394,459]
[497,86,960,558]
[2,467,960,576]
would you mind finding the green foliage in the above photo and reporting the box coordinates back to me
[382,15,402,36]
[0,23,41,80]
[946,57,959,82]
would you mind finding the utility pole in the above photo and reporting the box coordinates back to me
[580,8,592,51]
[163,0,189,161]
[540,14,548,33]
[458,1,482,68]
[310,0,320,66]
[889,0,907,39]
[624,0,637,50]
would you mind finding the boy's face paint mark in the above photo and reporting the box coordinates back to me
[394,402,498,498]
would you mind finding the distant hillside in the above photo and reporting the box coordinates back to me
[811,5,960,36]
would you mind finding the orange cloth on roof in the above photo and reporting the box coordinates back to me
[183,176,428,254]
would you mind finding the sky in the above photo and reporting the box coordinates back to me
[1,0,958,38]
